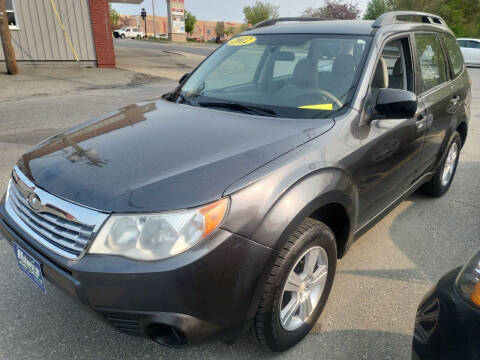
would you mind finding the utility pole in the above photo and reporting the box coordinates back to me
[0,0,18,74]
[152,0,156,37]
[141,8,147,37]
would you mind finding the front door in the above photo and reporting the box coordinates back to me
[357,35,426,226]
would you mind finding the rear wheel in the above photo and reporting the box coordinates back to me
[421,131,461,197]
[252,219,337,351]
[121,34,125,39]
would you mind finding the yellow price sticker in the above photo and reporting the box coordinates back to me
[228,36,257,46]
[298,104,334,110]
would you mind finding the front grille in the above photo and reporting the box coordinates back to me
[5,167,109,259]
[8,184,93,255]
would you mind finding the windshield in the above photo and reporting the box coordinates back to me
[174,34,371,119]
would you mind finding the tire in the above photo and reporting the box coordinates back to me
[121,34,125,39]
[252,218,337,351]
[421,131,461,197]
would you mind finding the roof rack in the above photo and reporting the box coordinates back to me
[372,11,447,28]
[252,17,331,29]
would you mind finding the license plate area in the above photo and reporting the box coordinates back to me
[13,242,46,293]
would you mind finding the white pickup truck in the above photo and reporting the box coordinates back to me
[113,27,144,39]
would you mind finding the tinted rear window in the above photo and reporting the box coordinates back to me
[441,34,465,78]
[414,34,448,93]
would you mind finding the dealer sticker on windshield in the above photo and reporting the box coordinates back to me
[299,104,334,110]
[13,243,46,294]
[228,36,257,46]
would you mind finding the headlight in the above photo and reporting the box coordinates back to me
[89,198,229,261]
[456,250,480,307]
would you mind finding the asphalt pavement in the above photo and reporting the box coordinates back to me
[114,38,217,57]
[114,38,215,80]
[0,69,479,360]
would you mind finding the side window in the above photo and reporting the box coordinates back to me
[371,37,413,100]
[469,40,480,49]
[381,40,407,90]
[457,40,467,48]
[414,34,448,93]
[441,34,465,78]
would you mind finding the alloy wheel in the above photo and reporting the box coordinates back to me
[441,142,458,186]
[280,246,328,331]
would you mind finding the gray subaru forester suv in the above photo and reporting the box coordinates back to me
[0,11,470,351]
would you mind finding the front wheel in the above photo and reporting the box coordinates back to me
[421,131,461,197]
[252,219,337,351]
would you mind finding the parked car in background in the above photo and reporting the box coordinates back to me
[189,37,205,42]
[149,33,168,40]
[113,27,144,39]
[457,38,480,66]
[0,12,470,351]
[413,249,480,359]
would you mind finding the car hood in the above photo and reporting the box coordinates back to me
[17,100,334,212]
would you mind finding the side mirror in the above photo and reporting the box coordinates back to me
[373,88,417,119]
[179,72,190,84]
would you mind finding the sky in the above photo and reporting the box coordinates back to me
[111,0,371,23]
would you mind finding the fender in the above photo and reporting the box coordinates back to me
[223,154,358,254]
[223,166,358,323]
[252,169,356,251]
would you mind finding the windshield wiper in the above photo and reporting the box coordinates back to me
[176,92,193,105]
[198,101,276,117]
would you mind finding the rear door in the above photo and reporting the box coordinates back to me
[411,32,455,178]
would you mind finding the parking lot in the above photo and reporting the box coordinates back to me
[0,68,478,359]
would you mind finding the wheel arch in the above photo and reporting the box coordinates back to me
[243,168,357,321]
[456,121,468,148]
[309,202,351,258]
[250,168,357,258]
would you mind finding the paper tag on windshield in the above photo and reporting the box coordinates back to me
[298,104,334,110]
[228,36,257,46]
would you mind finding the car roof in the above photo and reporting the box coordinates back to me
[245,19,453,38]
[457,38,480,41]
[247,20,375,36]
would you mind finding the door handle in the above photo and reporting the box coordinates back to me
[450,95,460,105]
[415,114,426,130]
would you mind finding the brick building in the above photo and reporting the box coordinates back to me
[117,14,245,41]
[1,0,141,68]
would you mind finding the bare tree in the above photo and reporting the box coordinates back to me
[303,1,361,20]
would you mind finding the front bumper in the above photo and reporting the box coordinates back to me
[0,204,273,346]
[412,268,480,360]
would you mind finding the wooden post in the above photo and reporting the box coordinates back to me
[0,0,18,75]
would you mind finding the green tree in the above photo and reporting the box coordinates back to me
[389,0,480,37]
[363,0,393,20]
[109,5,120,29]
[225,26,235,37]
[243,1,280,25]
[185,11,197,36]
